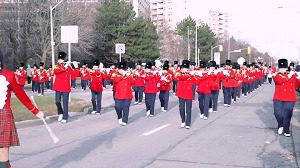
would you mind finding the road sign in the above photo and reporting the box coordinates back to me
[116,44,125,54]
[61,26,79,44]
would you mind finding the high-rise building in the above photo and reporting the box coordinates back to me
[123,0,151,20]
[209,10,229,43]
[150,0,174,30]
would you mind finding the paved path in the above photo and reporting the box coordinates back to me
[10,84,300,168]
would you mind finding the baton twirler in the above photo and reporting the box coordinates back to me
[30,96,59,144]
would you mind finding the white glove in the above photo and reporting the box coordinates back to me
[64,61,71,68]
[135,71,140,76]
[106,68,110,74]
[122,71,126,76]
[296,72,300,79]
[208,70,212,75]
[190,71,195,76]
[36,111,44,119]
[198,71,203,77]
[288,71,294,79]
[74,63,79,69]
[126,71,131,76]
[159,71,162,76]
[215,70,220,74]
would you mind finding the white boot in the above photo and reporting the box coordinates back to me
[277,127,283,135]
[118,119,123,124]
[209,108,213,113]
[200,114,204,119]
[146,110,150,116]
[91,111,96,114]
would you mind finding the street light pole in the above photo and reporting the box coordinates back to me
[195,25,197,65]
[50,0,64,67]
[187,26,190,61]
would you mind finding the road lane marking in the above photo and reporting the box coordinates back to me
[141,124,170,136]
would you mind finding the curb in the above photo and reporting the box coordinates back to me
[16,106,92,129]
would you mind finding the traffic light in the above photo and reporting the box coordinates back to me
[247,47,251,55]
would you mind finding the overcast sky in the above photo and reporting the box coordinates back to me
[172,0,300,61]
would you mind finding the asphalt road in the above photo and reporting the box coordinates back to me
[10,84,299,168]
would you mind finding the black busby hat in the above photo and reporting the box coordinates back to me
[278,59,288,68]
[181,60,190,69]
[20,63,24,67]
[40,62,44,67]
[191,62,196,66]
[163,64,169,70]
[137,61,142,66]
[199,61,207,68]
[152,61,156,67]
[164,61,169,65]
[243,62,247,66]
[209,61,216,67]
[118,61,128,70]
[174,61,178,65]
[33,64,38,68]
[58,51,66,60]
[146,62,152,69]
[225,60,231,65]
[290,62,295,67]
[220,63,225,67]
[16,65,19,69]
[48,65,52,69]
[93,60,100,66]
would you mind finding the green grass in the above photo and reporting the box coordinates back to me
[11,97,91,122]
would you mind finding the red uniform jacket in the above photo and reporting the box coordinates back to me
[52,65,72,93]
[90,70,109,92]
[133,69,145,87]
[47,69,54,81]
[109,69,117,91]
[175,73,196,100]
[222,70,236,88]
[209,71,221,91]
[80,68,90,81]
[71,68,80,80]
[38,69,47,83]
[144,73,160,94]
[0,69,38,114]
[195,73,211,94]
[111,73,134,99]
[31,69,38,81]
[159,73,172,91]
[16,69,26,86]
[273,73,300,102]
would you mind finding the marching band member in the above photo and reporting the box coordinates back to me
[71,62,80,89]
[267,66,273,84]
[0,51,44,168]
[15,63,26,89]
[31,64,39,93]
[241,62,250,97]
[175,60,196,129]
[159,63,172,112]
[208,61,221,113]
[272,59,300,137]
[172,61,180,94]
[80,62,89,91]
[37,62,47,96]
[109,64,117,99]
[133,61,145,105]
[143,62,160,117]
[90,60,109,115]
[52,52,72,124]
[222,60,235,107]
[195,61,211,120]
[45,65,53,90]
[111,61,134,126]
[231,63,240,103]
[190,62,197,100]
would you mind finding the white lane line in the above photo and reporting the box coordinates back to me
[141,124,170,136]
